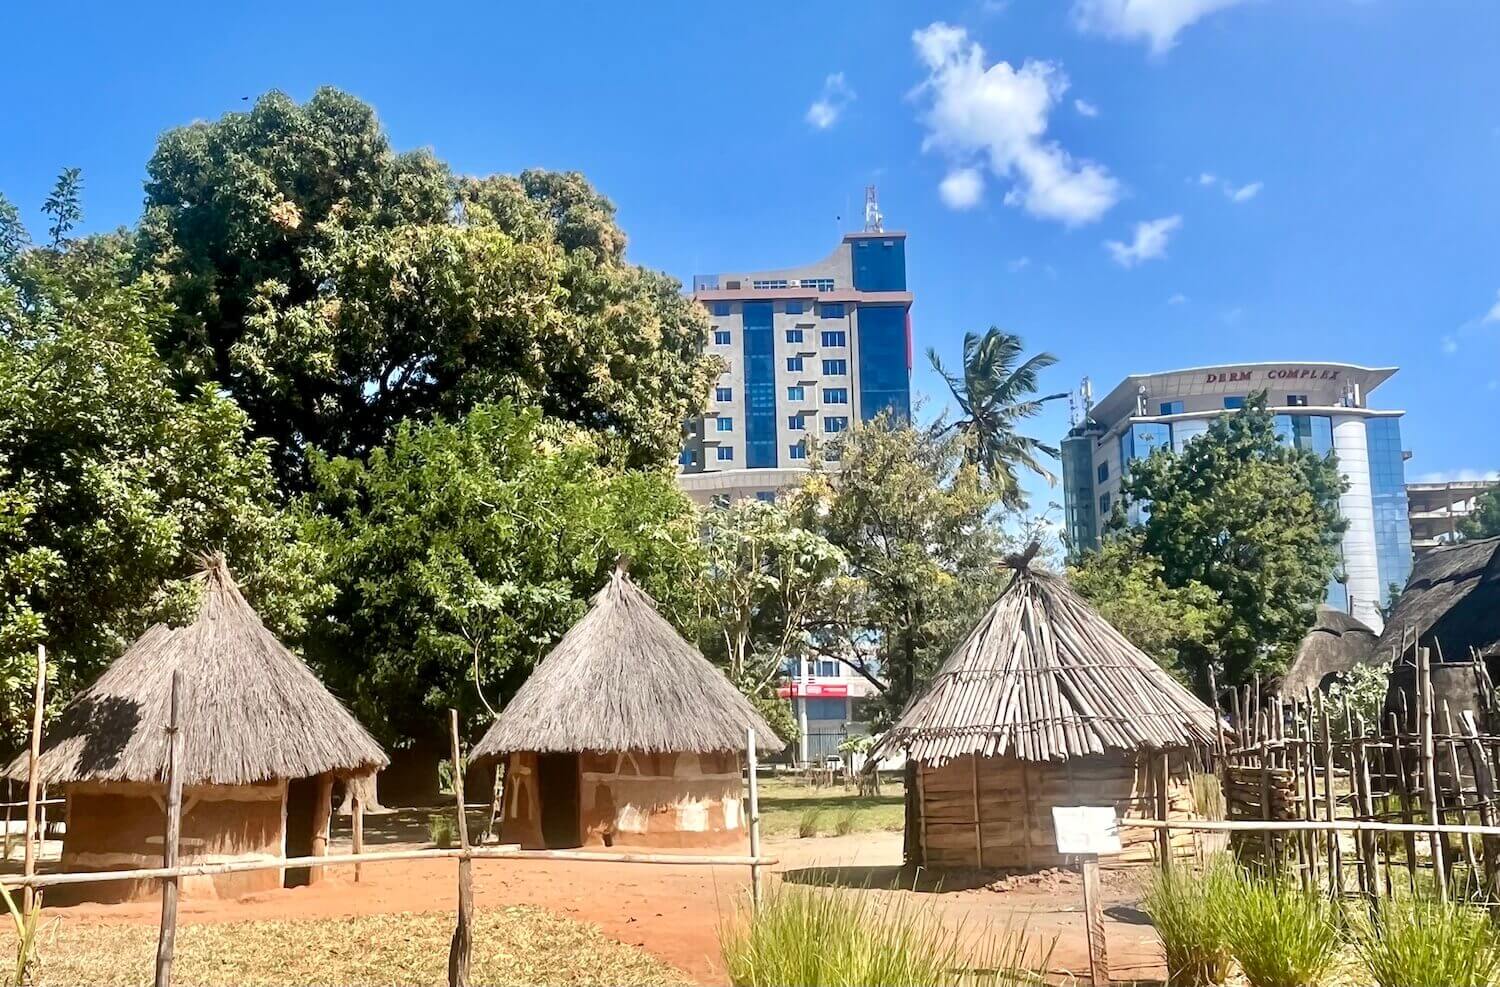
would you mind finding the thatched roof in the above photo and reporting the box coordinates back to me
[472,567,785,759]
[1375,536,1500,663]
[5,555,387,787]
[1279,606,1379,696]
[873,563,1222,766]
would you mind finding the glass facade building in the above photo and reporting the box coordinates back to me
[1366,417,1413,598]
[741,302,778,469]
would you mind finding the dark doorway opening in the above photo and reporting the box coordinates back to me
[283,776,319,886]
[536,752,581,848]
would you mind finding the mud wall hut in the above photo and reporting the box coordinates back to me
[5,555,387,903]
[472,566,783,849]
[873,559,1222,870]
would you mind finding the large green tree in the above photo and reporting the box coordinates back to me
[0,223,324,738]
[139,88,714,482]
[298,401,702,746]
[1115,395,1346,686]
[1459,485,1500,540]
[928,328,1067,509]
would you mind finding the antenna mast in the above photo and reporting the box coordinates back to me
[863,186,883,232]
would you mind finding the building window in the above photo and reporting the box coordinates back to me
[1120,422,1172,465]
[716,416,733,432]
[1223,396,1246,410]
[787,386,805,401]
[821,330,847,347]
[752,279,789,290]
[804,697,846,721]
[1097,461,1109,483]
[713,330,731,345]
[786,328,804,344]
[716,447,734,462]
[823,416,849,433]
[822,358,848,375]
[1099,493,1111,515]
[816,660,839,677]
[800,278,835,291]
[788,414,805,430]
[788,443,807,460]
[819,303,846,319]
[678,449,697,466]
[1159,400,1184,415]
[785,300,804,315]
[786,356,804,372]
[1286,394,1309,407]
[755,491,777,503]
[711,302,732,317]
[715,387,732,402]
[823,387,849,404]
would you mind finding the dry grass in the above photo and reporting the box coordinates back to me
[757,777,905,839]
[7,906,685,986]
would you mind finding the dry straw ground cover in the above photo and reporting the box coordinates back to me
[5,906,685,986]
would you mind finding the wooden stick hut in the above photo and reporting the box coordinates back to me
[872,554,1222,869]
[472,565,784,849]
[4,554,387,902]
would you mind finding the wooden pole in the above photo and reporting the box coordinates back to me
[1416,648,1448,901]
[747,728,762,909]
[309,773,333,884]
[447,710,473,987]
[1208,665,1226,760]
[1080,853,1109,986]
[3,780,11,862]
[1440,702,1481,889]
[352,787,364,883]
[1155,752,1172,873]
[1460,711,1500,917]
[1320,703,1342,898]
[970,752,984,868]
[1387,713,1419,894]
[154,670,184,987]
[23,644,46,914]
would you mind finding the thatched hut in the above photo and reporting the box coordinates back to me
[1279,606,1378,696]
[5,555,387,902]
[472,566,783,849]
[872,559,1222,870]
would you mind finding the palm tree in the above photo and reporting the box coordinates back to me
[928,328,1067,508]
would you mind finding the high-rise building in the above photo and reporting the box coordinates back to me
[1061,362,1413,631]
[677,210,912,505]
[1406,479,1500,554]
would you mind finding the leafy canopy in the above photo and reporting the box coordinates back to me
[1459,486,1500,540]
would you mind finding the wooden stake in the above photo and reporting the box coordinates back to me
[352,787,364,883]
[1440,703,1481,889]
[154,670,184,987]
[447,710,473,987]
[1416,648,1448,902]
[1460,711,1500,917]
[1080,853,1109,986]
[970,752,984,868]
[309,773,333,884]
[1387,713,1419,894]
[1155,752,1172,873]
[1208,665,1226,760]
[747,728,762,909]
[23,644,46,914]
[1320,703,1342,898]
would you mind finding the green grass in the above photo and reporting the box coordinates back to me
[720,881,1049,987]
[1142,856,1238,986]
[1352,896,1500,987]
[756,777,905,839]
[1224,872,1342,987]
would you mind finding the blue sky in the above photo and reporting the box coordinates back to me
[4,0,1497,509]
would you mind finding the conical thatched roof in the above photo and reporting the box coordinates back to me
[6,554,387,787]
[874,562,1221,766]
[1375,536,1500,663]
[472,567,784,759]
[1278,606,1378,697]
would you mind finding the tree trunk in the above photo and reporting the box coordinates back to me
[338,770,388,816]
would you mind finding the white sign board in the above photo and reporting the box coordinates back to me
[1052,806,1122,856]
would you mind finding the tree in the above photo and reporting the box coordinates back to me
[1459,486,1500,540]
[139,88,715,483]
[0,233,324,739]
[298,402,703,746]
[693,500,844,741]
[928,328,1067,508]
[1116,394,1346,686]
[40,168,82,247]
[791,418,1012,725]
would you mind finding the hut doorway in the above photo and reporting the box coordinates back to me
[537,752,580,848]
[283,776,320,886]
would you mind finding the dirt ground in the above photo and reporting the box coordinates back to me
[16,808,1170,985]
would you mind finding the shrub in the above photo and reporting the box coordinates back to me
[797,808,824,839]
[720,882,1049,986]
[834,808,858,836]
[429,812,456,848]
[1225,873,1341,987]
[1142,856,1238,986]
[1353,897,1500,987]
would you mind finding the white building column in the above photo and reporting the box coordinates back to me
[797,696,809,765]
[1332,415,1383,632]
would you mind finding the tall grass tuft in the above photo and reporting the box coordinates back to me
[720,881,1050,986]
[797,808,824,838]
[1225,872,1341,987]
[1142,856,1238,985]
[833,807,858,836]
[1188,771,1226,820]
[1353,896,1500,987]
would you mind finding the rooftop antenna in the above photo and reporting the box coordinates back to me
[1080,376,1093,418]
[863,185,883,233]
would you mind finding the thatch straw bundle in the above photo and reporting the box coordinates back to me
[5,554,386,787]
[1279,605,1377,696]
[473,567,784,759]
[874,560,1221,766]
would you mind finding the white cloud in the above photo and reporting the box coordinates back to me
[1008,256,1032,272]
[1071,0,1250,54]
[939,167,986,209]
[1442,335,1459,355]
[1225,180,1263,202]
[911,22,1119,227]
[1197,172,1217,186]
[1105,215,1182,267]
[806,73,855,130]
[1482,289,1500,325]
[1167,292,1188,305]
[1414,469,1500,483]
[1489,379,1499,392]
[1074,98,1099,117]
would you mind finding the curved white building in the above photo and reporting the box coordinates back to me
[1060,362,1412,631]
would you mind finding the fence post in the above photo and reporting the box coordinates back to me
[447,710,473,987]
[23,644,46,915]
[1155,752,1172,873]
[154,669,184,987]
[352,787,364,883]
[1417,648,1448,902]
[1319,703,1342,898]
[1460,711,1500,916]
[747,728,762,911]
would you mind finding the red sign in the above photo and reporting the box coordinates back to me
[776,681,850,698]
[1204,367,1341,385]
